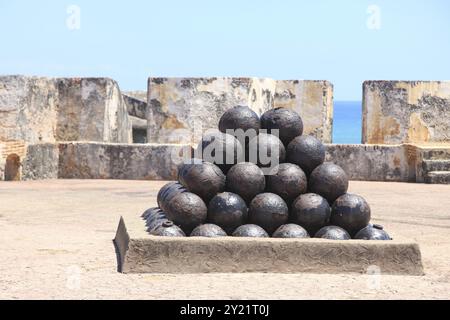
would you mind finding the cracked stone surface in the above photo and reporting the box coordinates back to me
[363,81,450,144]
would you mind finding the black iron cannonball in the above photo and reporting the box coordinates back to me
[157,182,187,213]
[309,162,349,203]
[272,224,310,238]
[248,133,286,169]
[260,107,304,146]
[232,224,269,238]
[197,131,244,174]
[331,193,371,237]
[143,207,169,233]
[226,162,266,204]
[219,105,260,134]
[190,224,228,237]
[354,224,392,240]
[266,163,307,204]
[150,221,186,237]
[165,192,208,234]
[207,192,248,234]
[178,160,226,202]
[291,193,331,236]
[314,225,351,240]
[248,193,289,234]
[287,135,326,175]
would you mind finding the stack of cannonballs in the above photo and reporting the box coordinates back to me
[144,106,391,241]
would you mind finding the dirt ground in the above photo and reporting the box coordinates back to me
[0,179,449,300]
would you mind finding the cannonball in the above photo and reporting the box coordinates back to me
[354,224,392,240]
[272,224,310,238]
[314,226,351,240]
[266,163,307,204]
[190,224,228,237]
[248,193,289,234]
[165,192,207,234]
[219,105,260,134]
[197,131,244,174]
[287,135,325,175]
[226,162,265,203]
[178,160,225,202]
[291,193,331,235]
[150,221,186,237]
[207,192,248,234]
[232,224,269,238]
[143,207,169,233]
[248,133,286,169]
[157,182,187,213]
[260,107,304,146]
[331,193,371,237]
[309,163,348,203]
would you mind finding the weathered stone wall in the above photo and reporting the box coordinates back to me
[147,77,333,144]
[325,144,416,182]
[0,75,132,145]
[123,94,147,120]
[363,81,450,144]
[22,144,59,180]
[0,76,58,144]
[275,80,333,142]
[58,142,192,180]
[56,78,132,143]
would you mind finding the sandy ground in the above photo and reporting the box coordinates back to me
[0,179,449,300]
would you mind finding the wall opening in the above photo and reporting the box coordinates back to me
[133,128,148,144]
[5,154,21,181]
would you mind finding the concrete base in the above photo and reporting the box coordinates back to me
[114,213,424,275]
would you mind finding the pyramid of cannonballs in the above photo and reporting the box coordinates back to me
[144,106,391,241]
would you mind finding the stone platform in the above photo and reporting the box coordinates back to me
[114,214,424,275]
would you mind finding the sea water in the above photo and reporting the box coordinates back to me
[332,101,362,144]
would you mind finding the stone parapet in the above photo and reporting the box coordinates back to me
[363,81,450,145]
[147,77,333,145]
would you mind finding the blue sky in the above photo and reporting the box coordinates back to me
[0,0,449,100]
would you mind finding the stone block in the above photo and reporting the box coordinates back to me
[363,81,450,144]
[114,214,424,275]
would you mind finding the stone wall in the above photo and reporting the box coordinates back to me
[58,142,192,180]
[363,81,450,144]
[275,80,333,142]
[325,144,416,182]
[147,77,333,145]
[0,75,132,145]
[22,144,59,180]
[0,76,58,144]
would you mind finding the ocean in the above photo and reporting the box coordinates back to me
[332,101,362,144]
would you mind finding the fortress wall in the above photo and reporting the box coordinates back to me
[18,142,419,182]
[0,76,58,144]
[147,77,333,145]
[363,81,450,145]
[274,80,333,143]
[22,143,59,180]
[56,78,132,143]
[58,142,192,180]
[325,144,417,182]
[0,75,132,145]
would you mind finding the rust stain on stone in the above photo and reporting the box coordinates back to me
[407,113,430,144]
[162,115,186,129]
